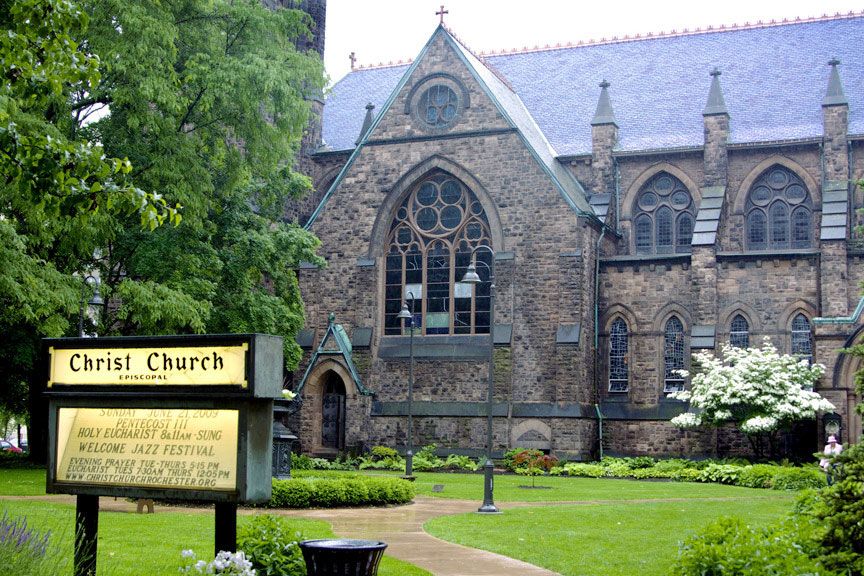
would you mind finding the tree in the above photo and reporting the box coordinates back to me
[669,340,834,459]
[74,0,327,368]
[0,0,180,422]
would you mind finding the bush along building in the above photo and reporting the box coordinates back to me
[286,11,864,461]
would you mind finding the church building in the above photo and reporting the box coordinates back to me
[287,8,864,460]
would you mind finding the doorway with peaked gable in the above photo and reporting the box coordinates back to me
[321,371,346,451]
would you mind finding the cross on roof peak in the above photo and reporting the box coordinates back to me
[349,51,356,70]
[436,5,449,25]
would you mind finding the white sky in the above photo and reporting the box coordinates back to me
[323,0,863,84]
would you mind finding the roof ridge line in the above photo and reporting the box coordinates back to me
[443,24,516,92]
[477,10,864,58]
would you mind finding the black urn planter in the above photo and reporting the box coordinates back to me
[299,539,388,576]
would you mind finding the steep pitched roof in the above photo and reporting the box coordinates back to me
[322,14,863,156]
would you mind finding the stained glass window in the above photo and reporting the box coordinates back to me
[730,314,750,349]
[609,318,629,392]
[633,172,694,255]
[746,166,812,251]
[385,173,492,336]
[791,314,813,365]
[663,316,686,393]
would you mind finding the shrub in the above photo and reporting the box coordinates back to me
[600,458,633,478]
[551,463,605,478]
[442,454,479,471]
[291,452,313,471]
[268,476,414,508]
[370,446,399,461]
[236,515,305,576]
[503,447,529,472]
[771,466,825,490]
[0,512,65,576]
[513,450,558,487]
[697,463,741,484]
[670,468,701,482]
[674,517,834,576]
[737,464,776,489]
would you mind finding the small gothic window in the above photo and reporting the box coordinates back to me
[663,316,686,393]
[385,172,492,336]
[633,172,695,255]
[608,318,629,393]
[746,166,812,251]
[417,85,459,128]
[730,314,750,349]
[791,313,813,365]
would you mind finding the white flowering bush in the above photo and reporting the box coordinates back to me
[179,549,256,576]
[669,340,834,458]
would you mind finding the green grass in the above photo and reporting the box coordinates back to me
[368,470,794,503]
[0,468,46,496]
[0,499,429,576]
[425,496,796,576]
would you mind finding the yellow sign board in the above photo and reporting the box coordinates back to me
[55,408,239,491]
[48,345,248,387]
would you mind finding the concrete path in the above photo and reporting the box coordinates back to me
[274,497,559,576]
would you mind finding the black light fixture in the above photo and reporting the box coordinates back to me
[460,245,500,514]
[78,275,103,337]
[397,291,416,479]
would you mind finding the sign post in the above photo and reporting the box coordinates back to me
[42,334,282,574]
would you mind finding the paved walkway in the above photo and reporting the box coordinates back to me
[273,497,559,576]
[5,495,558,575]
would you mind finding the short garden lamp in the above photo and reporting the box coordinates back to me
[271,420,297,480]
[397,293,416,479]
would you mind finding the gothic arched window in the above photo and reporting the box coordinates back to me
[746,166,813,251]
[791,313,813,364]
[633,172,695,255]
[729,314,750,349]
[663,316,686,393]
[384,173,492,336]
[608,318,629,393]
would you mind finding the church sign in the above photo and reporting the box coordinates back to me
[43,333,282,503]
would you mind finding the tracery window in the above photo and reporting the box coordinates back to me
[384,173,492,336]
[791,313,813,364]
[746,166,813,251]
[608,318,629,393]
[729,314,750,349]
[663,316,686,393]
[633,172,695,255]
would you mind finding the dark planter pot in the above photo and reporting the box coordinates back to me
[299,539,388,576]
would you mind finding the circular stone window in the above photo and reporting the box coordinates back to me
[417,85,460,128]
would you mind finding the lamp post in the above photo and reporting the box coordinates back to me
[461,245,499,513]
[397,292,416,479]
[78,275,103,337]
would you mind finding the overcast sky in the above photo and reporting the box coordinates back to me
[323,0,862,84]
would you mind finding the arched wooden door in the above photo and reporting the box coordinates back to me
[321,371,346,451]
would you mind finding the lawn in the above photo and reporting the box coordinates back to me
[2,468,799,576]
[0,496,429,575]
[424,496,795,576]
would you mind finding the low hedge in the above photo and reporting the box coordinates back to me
[550,456,825,490]
[267,475,414,509]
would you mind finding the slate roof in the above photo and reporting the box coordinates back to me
[322,14,863,156]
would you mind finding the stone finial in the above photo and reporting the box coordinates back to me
[349,52,356,70]
[328,312,336,325]
[591,80,617,126]
[823,58,848,106]
[355,102,375,146]
[703,68,729,116]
